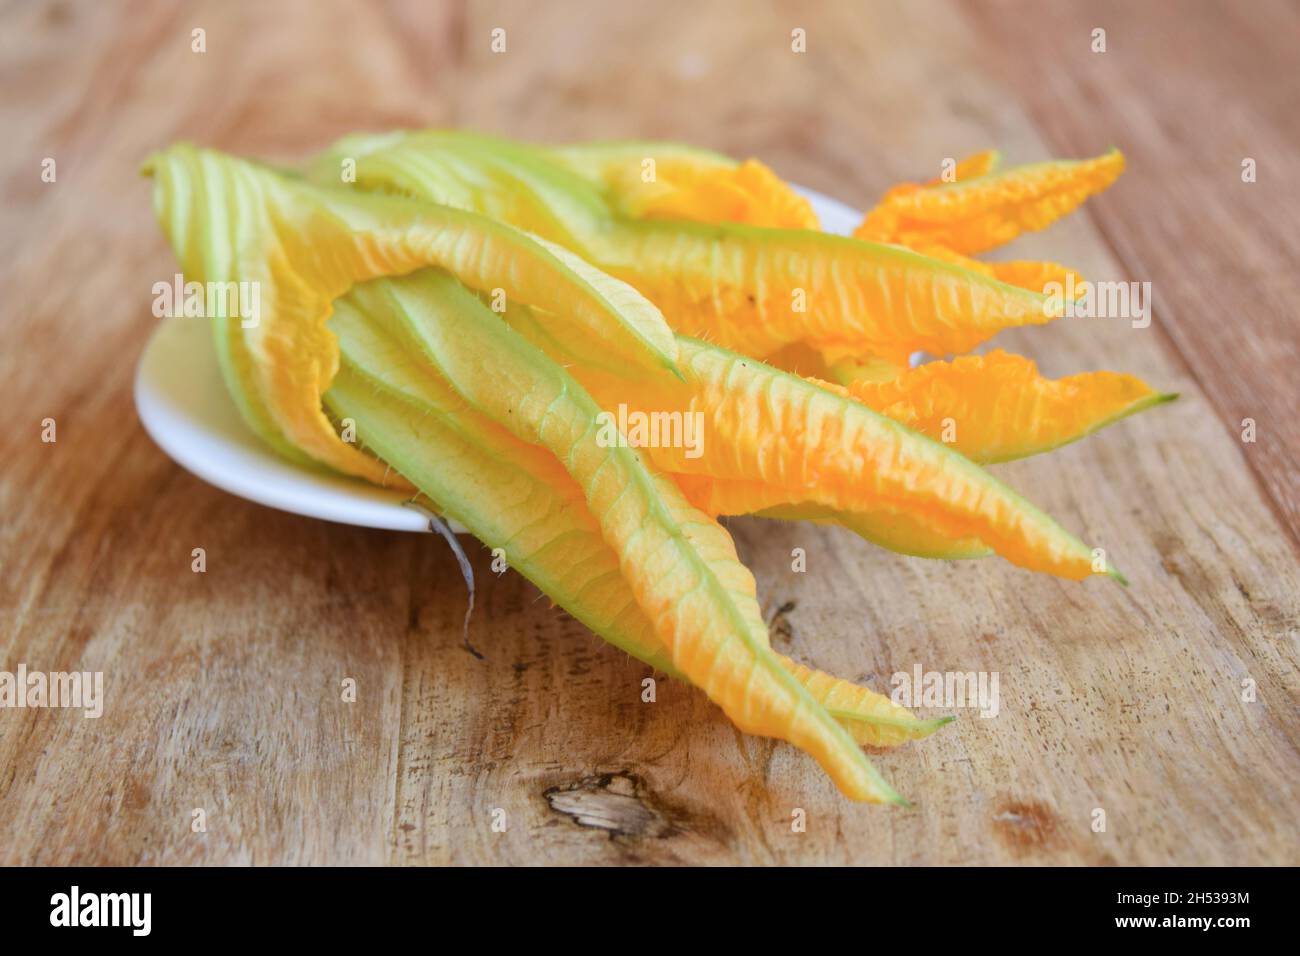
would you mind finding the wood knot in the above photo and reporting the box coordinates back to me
[543,771,679,841]
[991,800,1061,853]
[766,600,797,643]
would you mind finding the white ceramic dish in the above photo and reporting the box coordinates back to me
[134,186,863,532]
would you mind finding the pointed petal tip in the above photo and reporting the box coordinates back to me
[914,714,958,737]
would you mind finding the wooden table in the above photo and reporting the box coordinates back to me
[2,0,1297,865]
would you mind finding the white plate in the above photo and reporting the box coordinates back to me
[134,185,862,532]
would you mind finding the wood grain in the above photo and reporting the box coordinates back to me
[964,0,1300,547]
[1,0,1296,865]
